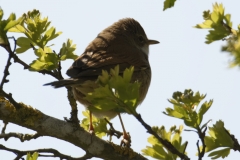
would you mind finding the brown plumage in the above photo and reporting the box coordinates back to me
[45,18,159,145]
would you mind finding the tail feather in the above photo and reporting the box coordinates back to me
[44,79,79,88]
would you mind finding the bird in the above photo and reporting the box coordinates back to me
[44,18,159,146]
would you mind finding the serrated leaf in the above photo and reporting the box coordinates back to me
[16,37,33,53]
[29,47,58,71]
[59,39,78,60]
[197,100,213,125]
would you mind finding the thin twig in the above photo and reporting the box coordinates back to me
[0,47,12,89]
[1,90,21,109]
[56,50,64,80]
[197,126,207,160]
[0,132,42,142]
[1,121,8,134]
[64,87,79,124]
[0,144,87,160]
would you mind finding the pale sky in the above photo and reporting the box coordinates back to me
[1,1,240,160]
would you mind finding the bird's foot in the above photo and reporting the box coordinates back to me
[120,132,131,147]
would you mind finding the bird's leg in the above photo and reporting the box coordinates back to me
[118,113,131,147]
[89,111,94,134]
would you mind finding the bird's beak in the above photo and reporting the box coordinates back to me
[148,39,160,45]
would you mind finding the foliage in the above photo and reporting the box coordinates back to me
[142,125,187,160]
[221,25,240,67]
[164,89,213,130]
[195,3,240,68]
[8,9,77,71]
[85,65,140,116]
[195,3,232,44]
[205,120,234,159]
[0,8,22,45]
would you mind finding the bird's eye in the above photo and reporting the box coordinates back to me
[138,36,144,43]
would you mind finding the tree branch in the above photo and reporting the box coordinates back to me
[0,98,147,160]
[196,126,207,160]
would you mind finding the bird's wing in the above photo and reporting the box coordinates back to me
[66,45,149,78]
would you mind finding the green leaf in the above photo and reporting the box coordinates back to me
[202,120,234,158]
[43,27,62,42]
[163,0,176,11]
[197,100,213,125]
[4,16,22,31]
[59,39,78,60]
[16,37,33,53]
[0,9,21,45]
[29,47,58,71]
[205,120,234,152]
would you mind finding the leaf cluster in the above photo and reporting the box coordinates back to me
[204,120,234,159]
[164,89,213,129]
[142,125,187,160]
[85,65,140,116]
[4,9,78,71]
[195,3,232,44]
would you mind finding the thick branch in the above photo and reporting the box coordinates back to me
[0,98,147,160]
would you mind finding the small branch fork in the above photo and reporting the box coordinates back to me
[104,118,122,140]
[196,126,207,160]
[134,114,190,160]
[0,144,94,160]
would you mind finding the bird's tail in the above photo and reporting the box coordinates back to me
[44,79,79,88]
